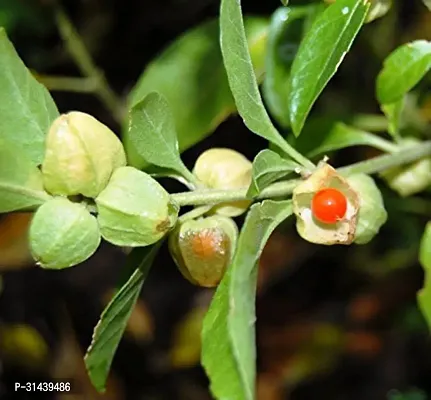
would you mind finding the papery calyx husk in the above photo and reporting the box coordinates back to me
[168,215,238,287]
[380,138,431,197]
[346,174,388,245]
[292,162,360,245]
[29,197,101,269]
[95,166,179,247]
[42,111,127,198]
[192,148,252,217]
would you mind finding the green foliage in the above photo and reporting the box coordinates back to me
[247,149,299,197]
[387,388,427,400]
[377,40,431,105]
[294,120,398,158]
[288,0,369,136]
[418,222,431,330]
[1,2,431,399]
[202,200,293,400]
[219,0,285,149]
[219,0,313,169]
[0,28,58,165]
[125,18,268,169]
[0,139,51,213]
[262,6,311,128]
[84,244,161,392]
[382,99,404,140]
[127,92,196,183]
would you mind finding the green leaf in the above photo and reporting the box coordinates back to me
[84,244,161,392]
[202,200,293,400]
[219,0,292,152]
[0,139,51,212]
[418,222,431,330]
[288,0,369,136]
[294,120,398,158]
[125,18,269,169]
[423,0,431,11]
[377,40,431,105]
[262,6,311,128]
[247,150,299,197]
[381,97,404,140]
[127,92,195,183]
[0,28,59,165]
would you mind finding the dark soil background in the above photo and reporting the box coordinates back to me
[0,0,431,399]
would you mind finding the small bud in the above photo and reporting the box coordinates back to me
[168,215,238,287]
[380,138,431,197]
[346,174,388,245]
[193,148,252,217]
[29,197,101,269]
[95,166,179,247]
[42,112,127,198]
[292,162,360,245]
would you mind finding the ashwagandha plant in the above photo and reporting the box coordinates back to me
[1,0,431,398]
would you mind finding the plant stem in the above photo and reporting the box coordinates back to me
[54,7,124,123]
[351,114,389,132]
[338,141,431,176]
[171,141,431,207]
[278,139,316,171]
[36,75,98,93]
[179,206,213,222]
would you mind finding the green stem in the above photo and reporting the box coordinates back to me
[179,205,213,222]
[37,75,98,93]
[278,139,316,171]
[338,141,431,176]
[351,113,389,132]
[54,7,124,123]
[180,167,205,190]
[171,141,431,207]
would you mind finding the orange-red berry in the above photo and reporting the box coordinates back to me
[311,188,347,224]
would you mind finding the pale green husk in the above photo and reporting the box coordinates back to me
[193,148,252,217]
[347,174,388,245]
[168,215,238,287]
[42,112,126,198]
[96,166,179,247]
[29,197,101,269]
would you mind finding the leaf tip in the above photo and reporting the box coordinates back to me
[84,355,108,393]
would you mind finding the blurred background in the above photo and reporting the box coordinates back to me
[0,0,431,399]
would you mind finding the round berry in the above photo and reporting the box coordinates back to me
[311,188,348,224]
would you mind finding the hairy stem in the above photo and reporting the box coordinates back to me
[171,141,431,207]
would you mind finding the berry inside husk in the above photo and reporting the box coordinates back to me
[311,188,348,224]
